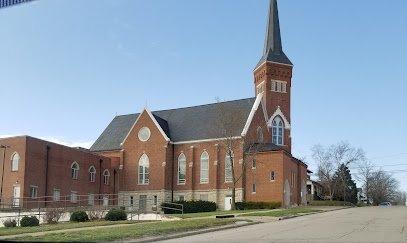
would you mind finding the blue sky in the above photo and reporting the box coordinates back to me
[1,0,406,191]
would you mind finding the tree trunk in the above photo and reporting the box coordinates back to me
[231,186,236,210]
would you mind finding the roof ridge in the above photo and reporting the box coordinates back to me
[116,97,256,118]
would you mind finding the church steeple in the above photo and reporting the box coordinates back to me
[253,0,293,152]
[255,0,292,69]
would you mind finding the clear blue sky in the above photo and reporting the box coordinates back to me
[1,0,406,191]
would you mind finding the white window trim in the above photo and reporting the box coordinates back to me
[270,171,276,182]
[11,152,20,172]
[53,188,61,202]
[89,166,96,182]
[70,191,78,203]
[200,151,209,184]
[252,159,256,170]
[29,185,38,199]
[177,153,186,185]
[252,183,257,194]
[268,106,291,129]
[272,116,284,146]
[71,162,79,180]
[225,151,234,183]
[138,154,150,185]
[271,80,288,93]
[88,193,95,206]
[103,169,110,185]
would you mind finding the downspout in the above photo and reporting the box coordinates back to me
[170,143,174,202]
[113,169,117,205]
[99,159,103,204]
[44,145,50,207]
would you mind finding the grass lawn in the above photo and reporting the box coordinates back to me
[170,209,272,219]
[242,207,322,217]
[13,218,238,242]
[0,220,139,236]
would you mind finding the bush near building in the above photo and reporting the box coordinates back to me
[162,200,217,214]
[43,208,65,224]
[235,201,281,210]
[3,218,17,228]
[20,216,40,227]
[105,208,127,221]
[70,211,89,222]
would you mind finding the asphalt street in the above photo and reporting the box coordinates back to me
[159,206,407,243]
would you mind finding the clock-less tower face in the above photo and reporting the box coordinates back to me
[138,127,151,142]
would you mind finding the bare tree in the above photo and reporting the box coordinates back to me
[215,99,259,210]
[356,160,375,205]
[368,170,399,205]
[312,145,336,200]
[312,142,365,201]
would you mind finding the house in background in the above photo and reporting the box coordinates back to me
[357,188,368,204]
[306,172,323,203]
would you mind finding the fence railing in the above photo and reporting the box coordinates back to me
[0,194,184,225]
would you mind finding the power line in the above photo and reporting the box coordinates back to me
[368,152,407,161]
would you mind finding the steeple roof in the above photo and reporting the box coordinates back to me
[255,0,292,69]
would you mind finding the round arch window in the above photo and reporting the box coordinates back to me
[138,127,151,142]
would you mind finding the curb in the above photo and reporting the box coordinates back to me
[128,221,260,243]
[278,206,353,221]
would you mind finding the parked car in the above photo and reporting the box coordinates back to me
[379,202,392,207]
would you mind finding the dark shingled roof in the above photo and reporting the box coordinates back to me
[90,98,256,152]
[255,0,292,68]
[247,143,282,153]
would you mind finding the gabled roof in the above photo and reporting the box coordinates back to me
[255,0,292,69]
[90,98,257,152]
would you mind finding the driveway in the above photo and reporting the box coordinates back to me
[158,207,407,243]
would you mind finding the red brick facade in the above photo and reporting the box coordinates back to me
[0,136,115,209]
[0,0,308,210]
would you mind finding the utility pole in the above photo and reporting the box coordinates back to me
[0,145,10,204]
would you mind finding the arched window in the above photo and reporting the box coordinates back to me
[257,127,264,143]
[138,154,149,185]
[103,169,110,185]
[272,116,284,146]
[200,151,209,184]
[178,153,186,184]
[225,150,234,183]
[11,152,20,172]
[89,166,96,182]
[71,162,79,179]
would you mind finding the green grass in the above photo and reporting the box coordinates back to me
[242,207,322,217]
[0,220,139,236]
[170,209,271,219]
[13,218,238,242]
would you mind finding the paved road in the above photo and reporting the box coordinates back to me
[159,207,407,243]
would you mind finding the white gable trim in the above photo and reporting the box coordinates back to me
[121,108,170,146]
[268,106,291,129]
[145,108,171,142]
[241,94,264,137]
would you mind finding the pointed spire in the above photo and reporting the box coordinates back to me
[256,0,292,69]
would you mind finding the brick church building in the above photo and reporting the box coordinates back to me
[91,0,307,210]
[0,0,307,210]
